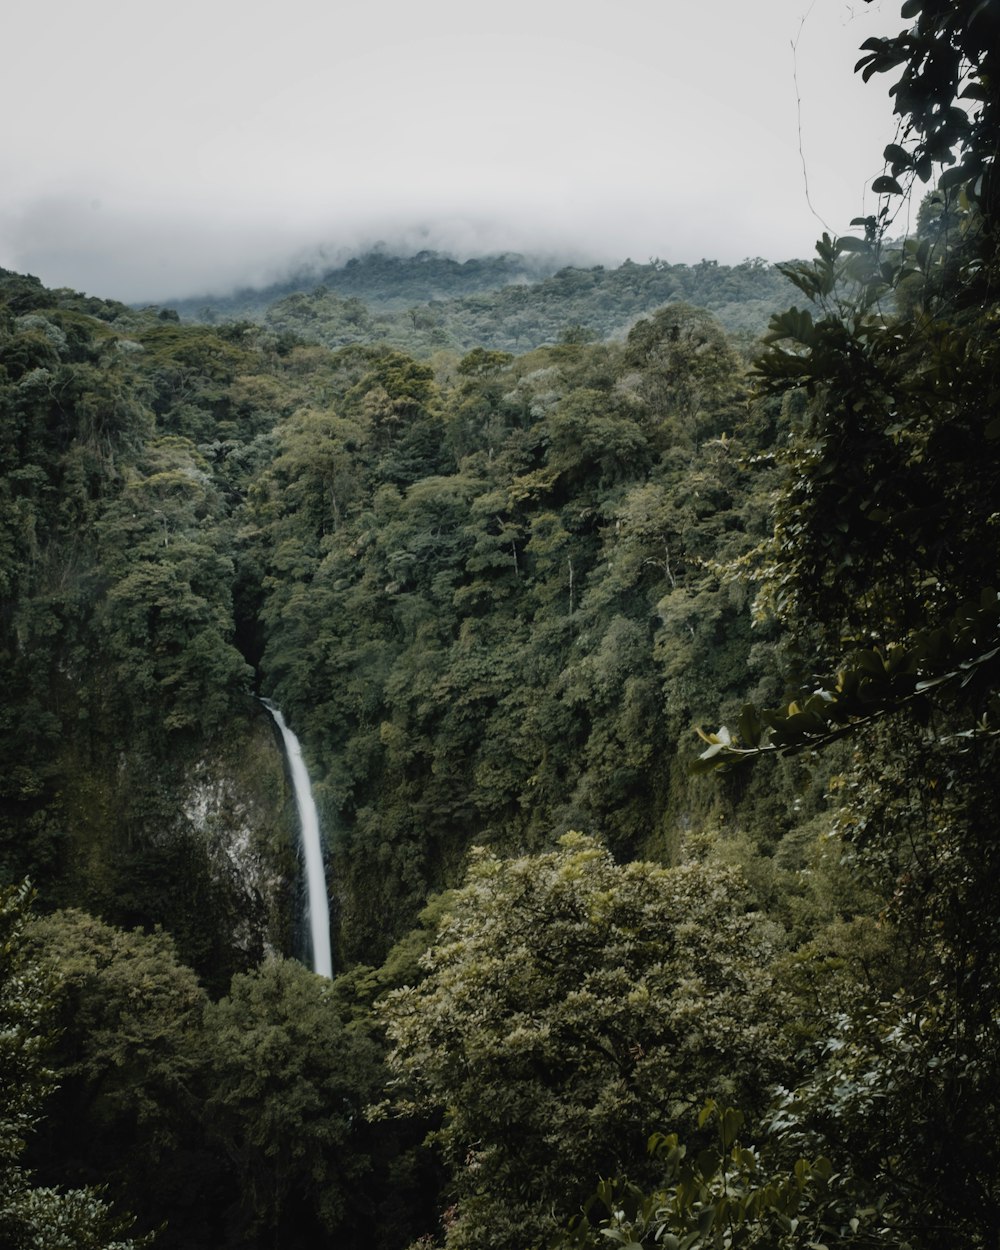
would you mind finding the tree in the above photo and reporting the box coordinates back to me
[0,886,142,1250]
[556,1103,890,1250]
[622,303,745,446]
[202,957,383,1248]
[856,0,998,219]
[378,833,790,1250]
[695,0,1000,768]
[24,909,209,1247]
[690,2,1000,1243]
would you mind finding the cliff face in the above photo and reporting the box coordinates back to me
[33,710,297,993]
[178,714,298,968]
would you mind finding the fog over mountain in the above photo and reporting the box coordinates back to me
[1,200,685,305]
[1,0,904,303]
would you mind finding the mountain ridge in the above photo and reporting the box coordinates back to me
[163,248,794,355]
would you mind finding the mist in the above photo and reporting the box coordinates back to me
[3,190,811,305]
[0,0,906,304]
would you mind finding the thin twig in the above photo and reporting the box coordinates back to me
[792,2,833,234]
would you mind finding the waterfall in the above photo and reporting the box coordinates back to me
[261,700,333,979]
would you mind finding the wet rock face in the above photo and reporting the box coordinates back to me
[175,715,299,970]
[181,772,281,960]
[46,711,298,990]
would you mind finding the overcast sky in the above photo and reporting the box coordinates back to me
[0,0,906,303]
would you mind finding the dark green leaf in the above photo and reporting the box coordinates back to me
[737,704,763,748]
[938,164,970,190]
[697,1206,717,1237]
[721,1107,745,1150]
[883,142,912,170]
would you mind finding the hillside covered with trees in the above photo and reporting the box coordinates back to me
[2,1,999,1246]
[170,250,794,355]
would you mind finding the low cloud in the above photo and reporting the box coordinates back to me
[2,187,808,306]
[0,0,903,306]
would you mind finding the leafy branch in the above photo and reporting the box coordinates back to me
[694,590,1000,773]
[556,1101,889,1250]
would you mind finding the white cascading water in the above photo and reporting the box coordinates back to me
[261,700,333,979]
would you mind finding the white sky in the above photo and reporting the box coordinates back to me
[0,0,906,303]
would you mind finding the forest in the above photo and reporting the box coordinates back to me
[169,250,793,355]
[1,1,999,1246]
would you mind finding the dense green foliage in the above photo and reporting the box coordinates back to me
[2,2,999,1245]
[168,251,554,321]
[245,301,786,962]
[173,250,793,355]
[1,259,794,1246]
[378,834,789,1250]
[0,885,143,1249]
[606,3,1000,1248]
[0,282,307,989]
[559,1102,891,1250]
